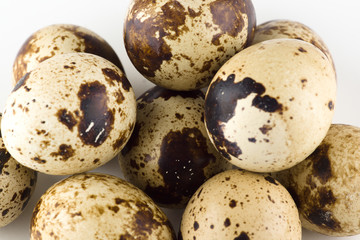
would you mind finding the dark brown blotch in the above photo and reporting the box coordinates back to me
[57,109,78,131]
[234,231,250,240]
[264,176,278,185]
[132,201,163,237]
[138,86,204,104]
[311,143,332,184]
[77,81,114,147]
[0,149,11,174]
[194,221,199,231]
[224,218,231,227]
[50,144,75,161]
[328,101,334,111]
[306,209,341,231]
[145,127,216,206]
[229,199,237,208]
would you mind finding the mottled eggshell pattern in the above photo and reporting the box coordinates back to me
[119,86,233,208]
[2,53,136,175]
[0,114,37,227]
[12,24,123,86]
[179,169,301,240]
[205,39,336,172]
[272,124,360,237]
[30,173,176,240]
[124,0,256,91]
[252,20,334,68]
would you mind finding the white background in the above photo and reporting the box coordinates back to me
[0,0,360,239]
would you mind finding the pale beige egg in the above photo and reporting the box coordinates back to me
[12,24,123,86]
[2,53,136,175]
[205,39,336,172]
[30,173,176,240]
[180,169,301,240]
[273,124,360,237]
[119,86,232,208]
[124,0,256,90]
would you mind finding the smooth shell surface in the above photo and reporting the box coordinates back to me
[205,39,336,172]
[2,53,136,175]
[180,169,301,240]
[119,86,232,208]
[0,114,37,227]
[124,0,256,90]
[30,173,176,240]
[252,20,334,68]
[273,124,360,237]
[12,24,123,86]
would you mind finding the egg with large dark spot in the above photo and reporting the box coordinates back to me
[118,86,232,208]
[0,114,37,227]
[124,0,256,91]
[180,169,301,239]
[204,39,336,172]
[30,173,176,239]
[272,124,360,237]
[12,24,123,86]
[1,53,136,175]
[252,19,334,69]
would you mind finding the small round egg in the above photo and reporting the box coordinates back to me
[2,53,136,175]
[252,19,334,68]
[12,24,123,86]
[0,113,37,227]
[30,173,176,240]
[179,169,301,240]
[204,39,337,172]
[273,124,360,237]
[118,86,233,208]
[124,0,256,91]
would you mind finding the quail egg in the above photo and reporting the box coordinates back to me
[252,19,334,68]
[2,53,136,175]
[179,169,301,240]
[12,24,123,86]
[119,86,232,208]
[273,124,360,236]
[30,173,176,240]
[124,0,256,90]
[0,113,37,227]
[205,38,337,172]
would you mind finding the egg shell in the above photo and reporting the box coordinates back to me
[272,124,360,236]
[30,173,176,240]
[118,86,233,208]
[124,0,256,91]
[2,53,136,175]
[179,169,301,240]
[0,114,37,227]
[204,38,337,172]
[12,24,123,86]
[252,19,334,69]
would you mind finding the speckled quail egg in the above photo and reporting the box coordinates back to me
[124,0,256,91]
[204,38,337,172]
[30,173,176,240]
[179,169,301,240]
[272,124,360,237]
[2,53,136,175]
[118,86,233,208]
[0,113,37,227]
[12,24,123,86]
[252,19,334,68]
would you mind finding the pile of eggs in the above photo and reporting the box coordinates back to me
[0,0,359,239]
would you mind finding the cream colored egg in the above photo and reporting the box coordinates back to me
[119,86,232,208]
[2,53,136,175]
[252,20,334,68]
[204,39,336,172]
[273,124,360,237]
[30,173,176,240]
[124,0,256,90]
[180,169,301,240]
[12,24,123,86]
[0,114,37,227]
